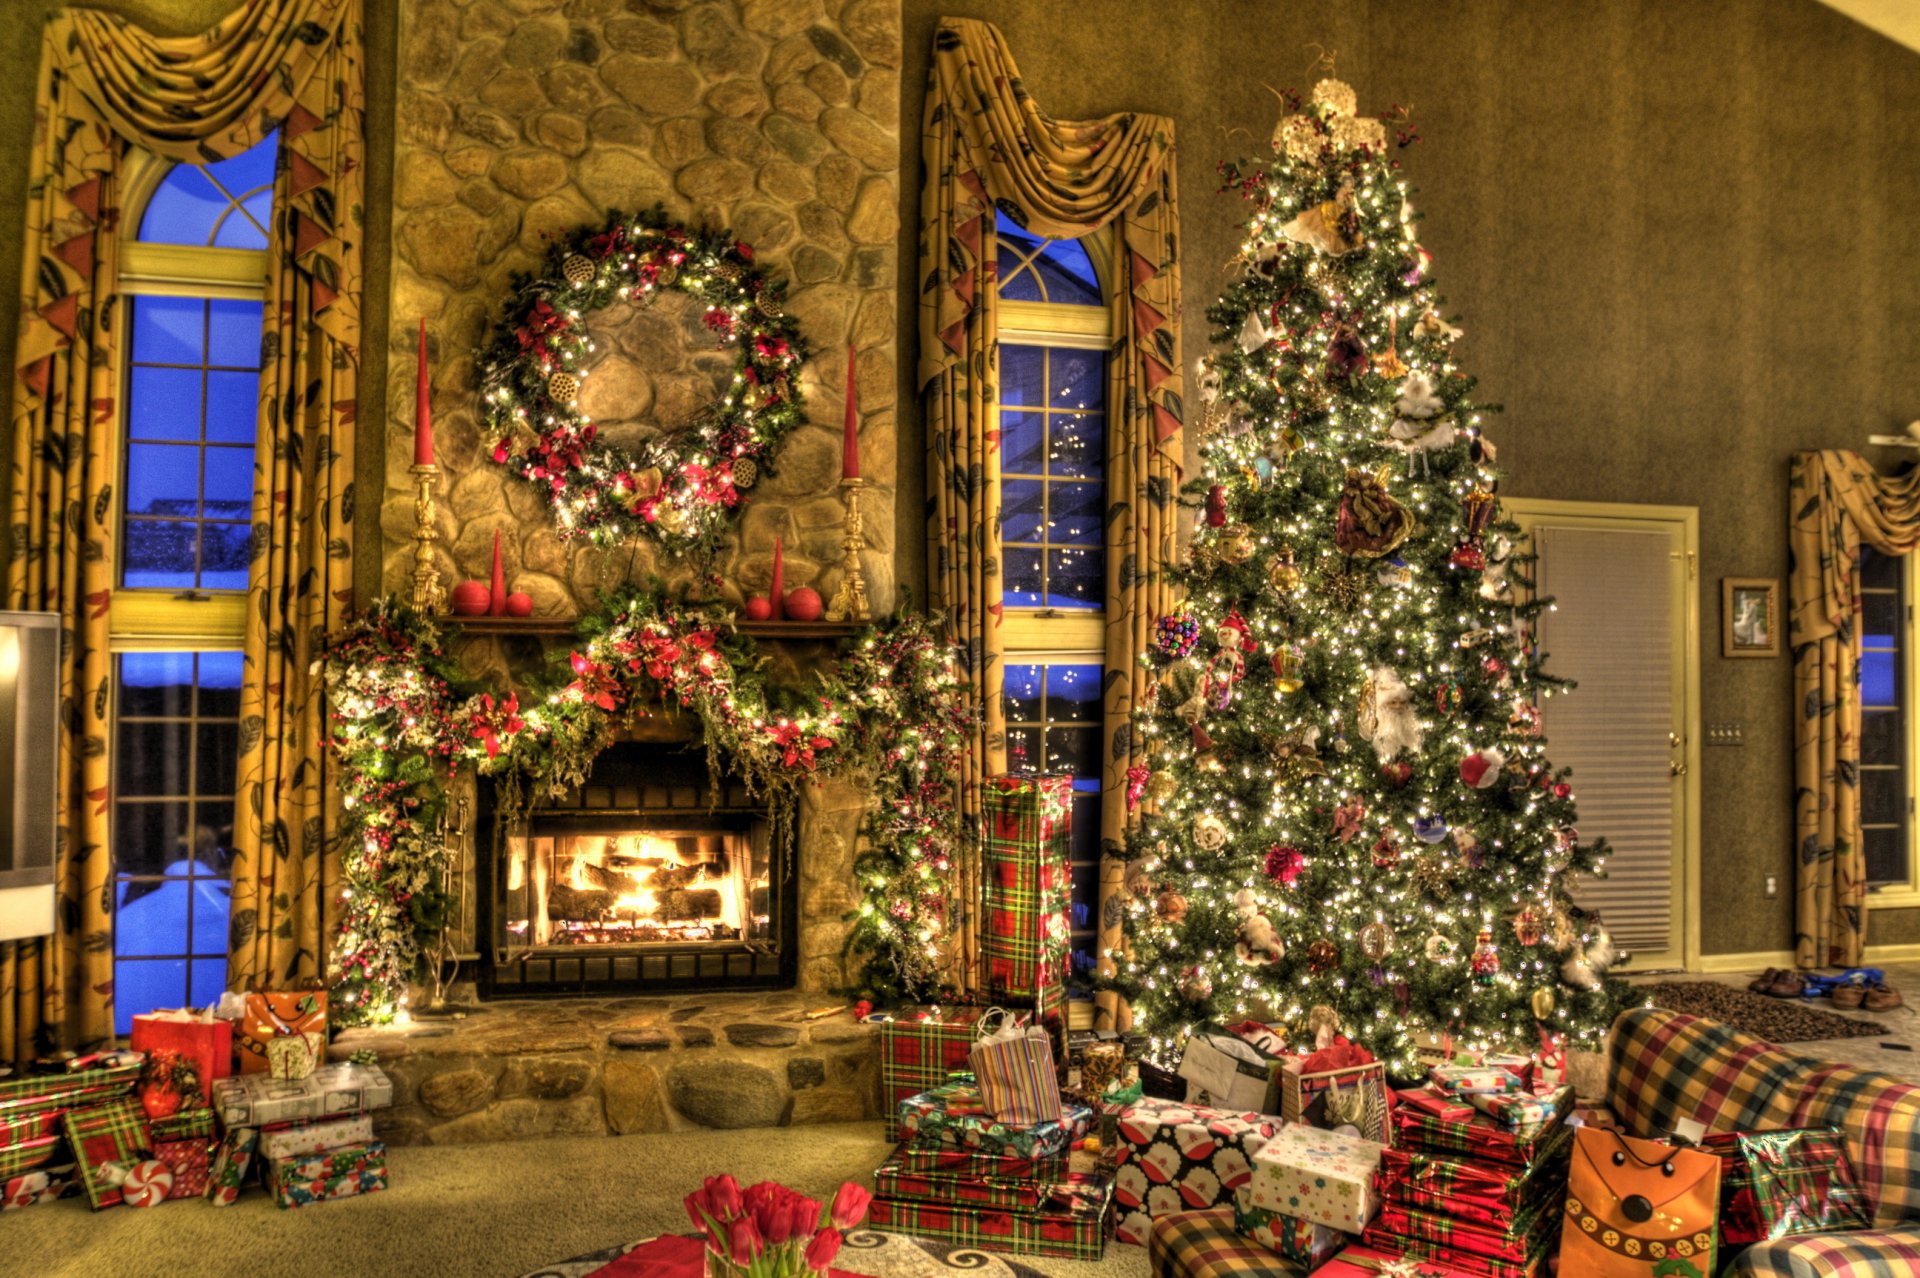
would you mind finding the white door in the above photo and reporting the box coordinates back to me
[1507,501,1700,973]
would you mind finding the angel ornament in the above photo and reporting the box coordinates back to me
[1358,666,1423,763]
[1280,182,1362,256]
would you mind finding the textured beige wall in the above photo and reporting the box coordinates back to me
[896,0,1920,955]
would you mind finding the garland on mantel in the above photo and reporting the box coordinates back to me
[320,591,974,1025]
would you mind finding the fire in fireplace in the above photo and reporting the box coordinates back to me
[479,741,796,996]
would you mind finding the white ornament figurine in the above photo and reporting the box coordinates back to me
[1363,666,1423,763]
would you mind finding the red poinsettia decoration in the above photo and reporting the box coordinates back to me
[768,721,835,770]
[565,651,624,712]
[468,693,525,759]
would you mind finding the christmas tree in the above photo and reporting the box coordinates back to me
[1113,80,1627,1073]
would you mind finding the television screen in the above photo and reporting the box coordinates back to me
[0,611,58,941]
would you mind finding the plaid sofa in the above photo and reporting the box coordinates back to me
[1607,1007,1920,1277]
[1147,1208,1309,1277]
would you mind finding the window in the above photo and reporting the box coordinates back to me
[994,214,1111,997]
[108,132,274,1029]
[1859,548,1920,907]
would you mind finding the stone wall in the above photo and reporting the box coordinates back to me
[384,0,902,617]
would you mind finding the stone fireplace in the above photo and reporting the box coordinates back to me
[479,740,797,997]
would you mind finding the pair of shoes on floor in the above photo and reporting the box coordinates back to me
[1749,967,1786,994]
[1751,968,1808,998]
[1833,981,1904,1012]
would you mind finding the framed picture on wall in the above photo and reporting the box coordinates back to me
[1722,578,1780,658]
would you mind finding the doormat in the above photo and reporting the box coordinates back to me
[1641,982,1886,1041]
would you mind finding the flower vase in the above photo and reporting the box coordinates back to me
[703,1254,827,1278]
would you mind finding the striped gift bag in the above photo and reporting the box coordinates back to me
[970,1010,1063,1126]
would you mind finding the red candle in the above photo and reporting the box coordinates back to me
[841,344,860,481]
[769,536,785,621]
[488,529,506,616]
[414,318,435,467]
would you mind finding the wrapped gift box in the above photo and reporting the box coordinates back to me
[1244,1121,1383,1234]
[62,1098,151,1210]
[874,1144,1096,1212]
[1370,1198,1555,1264]
[150,1109,216,1201]
[1112,1096,1281,1246]
[885,1141,1069,1182]
[1311,1242,1505,1277]
[1375,1124,1572,1231]
[264,1139,388,1209]
[1356,1223,1553,1278]
[0,1134,64,1181]
[1432,1064,1523,1096]
[880,1011,988,1142]
[1463,1086,1572,1142]
[3,1165,78,1210]
[237,988,329,1076]
[897,1079,1091,1159]
[259,1112,377,1161]
[1231,1186,1346,1268]
[0,1059,142,1119]
[130,1011,232,1104]
[212,1061,391,1128]
[867,1171,1111,1261]
[0,1111,61,1147]
[1701,1126,1873,1248]
[1390,1090,1567,1168]
[206,1126,258,1206]
[981,775,1073,1011]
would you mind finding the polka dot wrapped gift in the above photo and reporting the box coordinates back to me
[1244,1121,1386,1235]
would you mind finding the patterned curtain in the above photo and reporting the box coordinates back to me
[918,17,1183,1022]
[2,0,360,1060]
[1788,451,1920,969]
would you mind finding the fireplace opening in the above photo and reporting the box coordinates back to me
[478,741,797,997]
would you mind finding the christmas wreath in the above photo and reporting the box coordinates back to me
[478,208,809,554]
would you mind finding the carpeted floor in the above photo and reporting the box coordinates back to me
[1640,982,1887,1040]
[5,1122,1152,1278]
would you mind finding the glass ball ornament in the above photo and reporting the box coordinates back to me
[1306,939,1339,973]
[1147,770,1179,806]
[1179,965,1214,1003]
[1359,922,1395,960]
[1511,907,1546,948]
[1153,613,1202,660]
[1155,889,1189,923]
[1423,931,1456,963]
[1531,987,1557,1020]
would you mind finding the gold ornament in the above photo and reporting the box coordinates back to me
[1322,568,1368,611]
[1155,889,1189,923]
[1423,931,1457,963]
[655,261,680,286]
[1268,545,1304,595]
[1146,770,1179,806]
[731,456,758,490]
[1270,643,1304,694]
[562,254,597,287]
[1220,525,1256,564]
[1512,907,1546,948]
[1411,850,1454,900]
[1531,987,1557,1019]
[548,371,581,404]
[1359,922,1396,961]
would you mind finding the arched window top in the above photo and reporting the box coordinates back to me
[139,131,279,250]
[996,212,1101,306]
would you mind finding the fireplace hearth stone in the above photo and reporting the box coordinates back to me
[331,990,879,1145]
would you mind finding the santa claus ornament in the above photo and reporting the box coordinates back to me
[1459,748,1506,790]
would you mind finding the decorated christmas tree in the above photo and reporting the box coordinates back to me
[1112,80,1627,1073]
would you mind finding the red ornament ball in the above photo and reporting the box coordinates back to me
[450,580,491,616]
[784,587,823,622]
[504,591,533,617]
[742,596,773,621]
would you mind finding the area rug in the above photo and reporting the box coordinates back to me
[522,1231,1050,1278]
[1641,982,1887,1041]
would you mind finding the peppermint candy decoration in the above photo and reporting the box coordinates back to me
[121,1160,174,1208]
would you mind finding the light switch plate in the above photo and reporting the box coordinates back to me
[1706,722,1744,747]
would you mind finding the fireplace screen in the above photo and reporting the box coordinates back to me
[504,824,770,948]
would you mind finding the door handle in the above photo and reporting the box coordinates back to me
[1670,761,1688,777]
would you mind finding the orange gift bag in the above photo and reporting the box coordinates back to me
[1561,1126,1721,1278]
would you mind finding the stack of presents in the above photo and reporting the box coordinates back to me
[2,988,394,1213]
[872,779,1879,1274]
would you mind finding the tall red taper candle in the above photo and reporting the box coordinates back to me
[769,535,785,620]
[488,529,506,616]
[414,318,435,467]
[840,345,860,481]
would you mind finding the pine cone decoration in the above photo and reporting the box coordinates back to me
[548,372,580,404]
[754,291,784,319]
[561,254,596,287]
[731,456,758,490]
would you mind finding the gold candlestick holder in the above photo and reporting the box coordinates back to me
[409,462,444,613]
[825,476,871,624]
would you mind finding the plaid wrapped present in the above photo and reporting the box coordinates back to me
[263,1139,388,1209]
[62,1098,151,1210]
[879,1010,987,1142]
[1312,1242,1498,1277]
[206,1126,258,1206]
[1702,1126,1873,1247]
[1230,1188,1345,1267]
[1463,1085,1571,1141]
[1606,1006,1920,1230]
[1391,1090,1567,1168]
[1375,1123,1571,1230]
[1146,1208,1312,1277]
[212,1061,392,1128]
[0,1058,142,1119]
[1113,1097,1281,1246]
[897,1079,1091,1159]
[150,1108,216,1201]
[867,1169,1111,1261]
[884,1141,1069,1181]
[0,1110,61,1147]
[0,1134,63,1181]
[873,1144,1096,1212]
[1370,1198,1555,1264]
[981,776,1071,1010]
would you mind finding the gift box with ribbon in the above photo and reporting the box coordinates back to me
[0,1057,142,1121]
[259,1112,377,1161]
[1462,1086,1572,1142]
[981,775,1073,1014]
[867,1169,1112,1262]
[263,1139,389,1209]
[1432,1064,1524,1096]
[879,1010,990,1142]
[873,1146,1109,1214]
[0,1133,63,1182]
[1701,1126,1874,1248]
[1230,1187,1347,1267]
[1369,1196,1557,1265]
[237,988,328,1076]
[1310,1241,1501,1277]
[266,1030,325,1082]
[206,1126,258,1207]
[1111,1096,1281,1246]
[882,1141,1069,1182]
[1244,1120,1384,1234]
[130,1010,232,1104]
[1375,1122,1572,1231]
[1391,1088,1568,1168]
[211,1061,391,1128]
[896,1078,1091,1160]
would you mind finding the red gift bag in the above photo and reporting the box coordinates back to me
[131,1012,232,1104]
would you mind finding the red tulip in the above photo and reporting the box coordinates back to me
[830,1182,871,1231]
[786,1198,819,1246]
[711,1173,744,1221]
[805,1227,843,1271]
[728,1215,762,1265]
[684,1187,710,1232]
